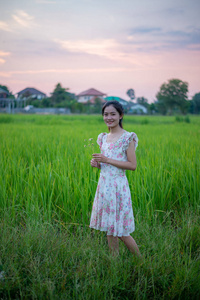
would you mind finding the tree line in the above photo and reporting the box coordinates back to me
[1,79,200,114]
[126,79,200,115]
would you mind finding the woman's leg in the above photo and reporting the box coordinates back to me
[107,235,119,256]
[119,235,141,257]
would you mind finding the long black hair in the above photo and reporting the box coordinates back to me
[102,100,124,129]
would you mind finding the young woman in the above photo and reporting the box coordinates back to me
[90,101,141,256]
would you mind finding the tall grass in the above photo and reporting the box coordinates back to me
[0,114,199,298]
[0,114,199,224]
[0,209,199,299]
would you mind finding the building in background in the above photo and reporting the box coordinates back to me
[17,88,46,100]
[0,87,15,112]
[77,88,106,104]
[105,96,147,114]
[0,87,10,99]
[129,103,147,114]
[105,96,129,107]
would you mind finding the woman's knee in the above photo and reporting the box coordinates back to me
[118,235,130,242]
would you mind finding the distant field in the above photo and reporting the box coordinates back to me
[0,114,199,224]
[0,114,199,299]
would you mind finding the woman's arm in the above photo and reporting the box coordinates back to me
[92,140,137,171]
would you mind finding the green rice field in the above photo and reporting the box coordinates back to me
[0,114,200,299]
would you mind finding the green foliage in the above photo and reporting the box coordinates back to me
[29,83,77,109]
[192,92,200,114]
[0,114,199,298]
[0,114,199,223]
[50,83,75,106]
[137,97,149,107]
[41,97,53,108]
[149,103,156,114]
[155,100,167,115]
[0,211,199,299]
[0,84,14,98]
[175,115,191,123]
[0,84,10,93]
[185,115,191,123]
[88,98,103,113]
[126,88,135,100]
[156,79,189,115]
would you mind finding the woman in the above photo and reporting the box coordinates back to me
[90,101,141,256]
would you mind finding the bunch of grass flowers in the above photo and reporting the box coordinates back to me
[84,138,99,158]
[84,138,94,151]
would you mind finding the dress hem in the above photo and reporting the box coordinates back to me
[89,225,135,237]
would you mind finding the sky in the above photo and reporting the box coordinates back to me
[0,0,200,102]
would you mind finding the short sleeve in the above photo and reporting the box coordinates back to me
[122,132,138,151]
[97,132,106,149]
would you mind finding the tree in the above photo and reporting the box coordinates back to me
[0,84,14,98]
[126,89,135,101]
[50,83,75,107]
[149,103,156,114]
[41,97,52,108]
[93,97,102,113]
[0,85,9,93]
[30,97,52,108]
[137,97,149,108]
[156,79,189,114]
[192,92,200,114]
[155,100,167,115]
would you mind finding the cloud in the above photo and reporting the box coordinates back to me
[56,38,135,64]
[0,59,5,64]
[0,21,12,32]
[0,51,11,57]
[163,7,184,16]
[3,67,129,75]
[56,39,120,59]
[0,67,140,79]
[0,51,11,65]
[167,28,200,45]
[130,27,162,34]
[127,26,200,51]
[55,38,160,68]
[0,71,10,77]
[12,10,35,28]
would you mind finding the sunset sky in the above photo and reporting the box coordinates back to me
[0,0,200,102]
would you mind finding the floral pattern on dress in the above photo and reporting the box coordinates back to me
[90,131,138,237]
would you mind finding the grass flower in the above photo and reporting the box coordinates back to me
[84,138,97,155]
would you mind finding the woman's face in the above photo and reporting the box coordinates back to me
[103,105,122,128]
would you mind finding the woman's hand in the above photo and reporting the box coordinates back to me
[90,159,100,168]
[92,153,108,163]
[92,141,137,171]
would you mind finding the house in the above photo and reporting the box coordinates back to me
[105,96,129,107]
[129,104,147,114]
[0,87,15,111]
[105,96,147,114]
[17,87,46,100]
[0,87,10,98]
[77,88,106,104]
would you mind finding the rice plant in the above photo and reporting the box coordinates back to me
[0,114,199,299]
[0,114,199,224]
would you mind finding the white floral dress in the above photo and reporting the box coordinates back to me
[90,131,138,237]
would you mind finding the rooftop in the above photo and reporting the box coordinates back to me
[77,88,106,97]
[17,87,46,96]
